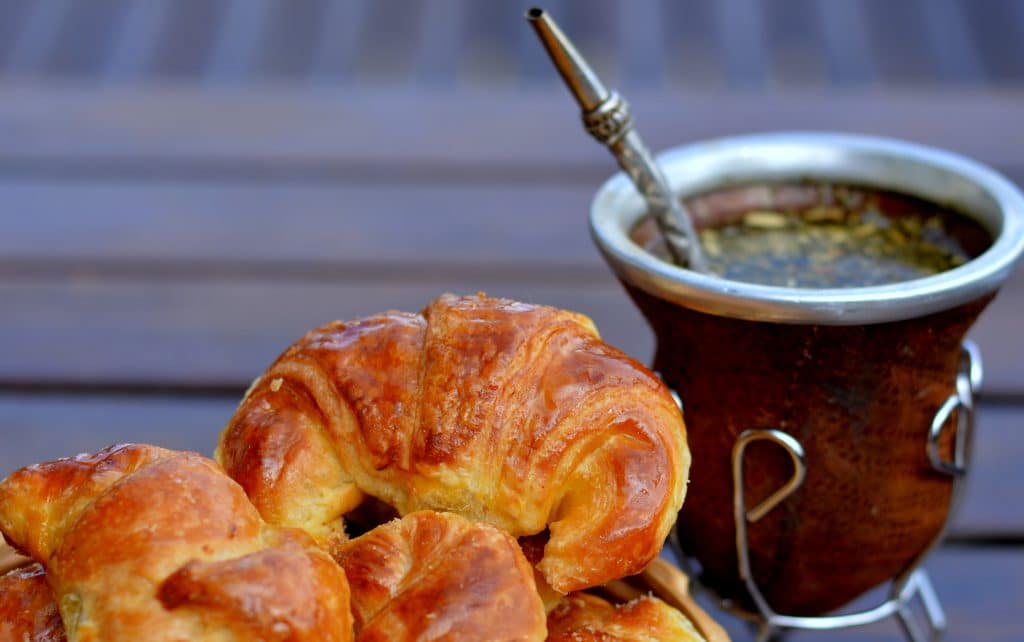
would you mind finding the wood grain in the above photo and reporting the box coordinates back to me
[704,547,1024,642]
[0,273,1021,396]
[0,180,602,270]
[0,278,653,389]
[0,88,1020,179]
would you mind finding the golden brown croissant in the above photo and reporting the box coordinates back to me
[0,444,353,642]
[546,593,705,642]
[0,564,65,642]
[335,510,546,641]
[218,293,689,593]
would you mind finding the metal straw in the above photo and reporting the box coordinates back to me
[526,7,709,273]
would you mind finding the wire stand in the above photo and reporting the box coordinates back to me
[670,341,981,642]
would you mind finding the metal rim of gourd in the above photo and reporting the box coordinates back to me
[590,131,1024,325]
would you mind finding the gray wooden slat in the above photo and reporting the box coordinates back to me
[459,1,518,85]
[413,0,465,87]
[105,0,171,81]
[705,547,1024,641]
[814,0,876,86]
[147,0,226,78]
[0,1,36,70]
[0,395,233,475]
[0,278,653,388]
[46,0,124,77]
[963,270,1024,399]
[712,0,766,88]
[862,0,934,85]
[5,0,72,74]
[309,0,368,82]
[617,0,666,90]
[0,267,1021,394]
[962,0,1024,84]
[663,0,723,89]
[763,0,827,87]
[0,181,599,270]
[256,0,327,79]
[955,404,1024,536]
[915,0,985,85]
[350,0,420,83]
[0,88,1021,175]
[205,0,274,82]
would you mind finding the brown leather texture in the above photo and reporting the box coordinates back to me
[0,444,353,642]
[336,510,546,642]
[546,593,705,642]
[628,283,993,615]
[217,293,690,593]
[0,564,66,642]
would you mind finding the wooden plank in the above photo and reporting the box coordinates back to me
[704,547,1024,641]
[148,0,226,79]
[814,0,876,86]
[664,0,724,89]
[955,405,1024,536]
[0,394,232,476]
[308,0,367,83]
[2,267,1021,395]
[0,278,653,388]
[0,87,1021,177]
[968,270,1024,399]
[914,0,985,85]
[413,0,465,88]
[763,0,829,87]
[5,0,72,74]
[0,394,1020,537]
[961,0,1024,84]
[104,0,171,81]
[862,0,935,85]
[616,0,667,90]
[205,0,274,83]
[254,0,325,79]
[0,181,601,269]
[713,0,767,88]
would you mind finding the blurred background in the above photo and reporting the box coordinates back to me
[0,0,1022,89]
[1,1,1022,638]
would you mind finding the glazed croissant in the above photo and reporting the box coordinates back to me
[0,564,65,642]
[0,444,353,642]
[336,510,546,641]
[547,593,705,642]
[217,293,689,592]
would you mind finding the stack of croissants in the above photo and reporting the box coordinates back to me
[0,294,717,642]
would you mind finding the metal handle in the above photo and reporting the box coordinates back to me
[731,429,806,624]
[927,340,982,477]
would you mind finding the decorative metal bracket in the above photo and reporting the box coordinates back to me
[671,341,982,641]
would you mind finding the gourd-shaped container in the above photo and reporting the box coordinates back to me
[591,133,1024,615]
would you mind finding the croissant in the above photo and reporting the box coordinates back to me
[217,293,689,593]
[0,564,65,642]
[546,593,705,642]
[335,510,546,641]
[0,444,353,642]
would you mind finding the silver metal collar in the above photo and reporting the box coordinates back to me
[590,132,1024,325]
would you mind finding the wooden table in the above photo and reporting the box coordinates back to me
[1,84,1022,640]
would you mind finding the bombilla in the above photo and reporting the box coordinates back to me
[525,7,709,273]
